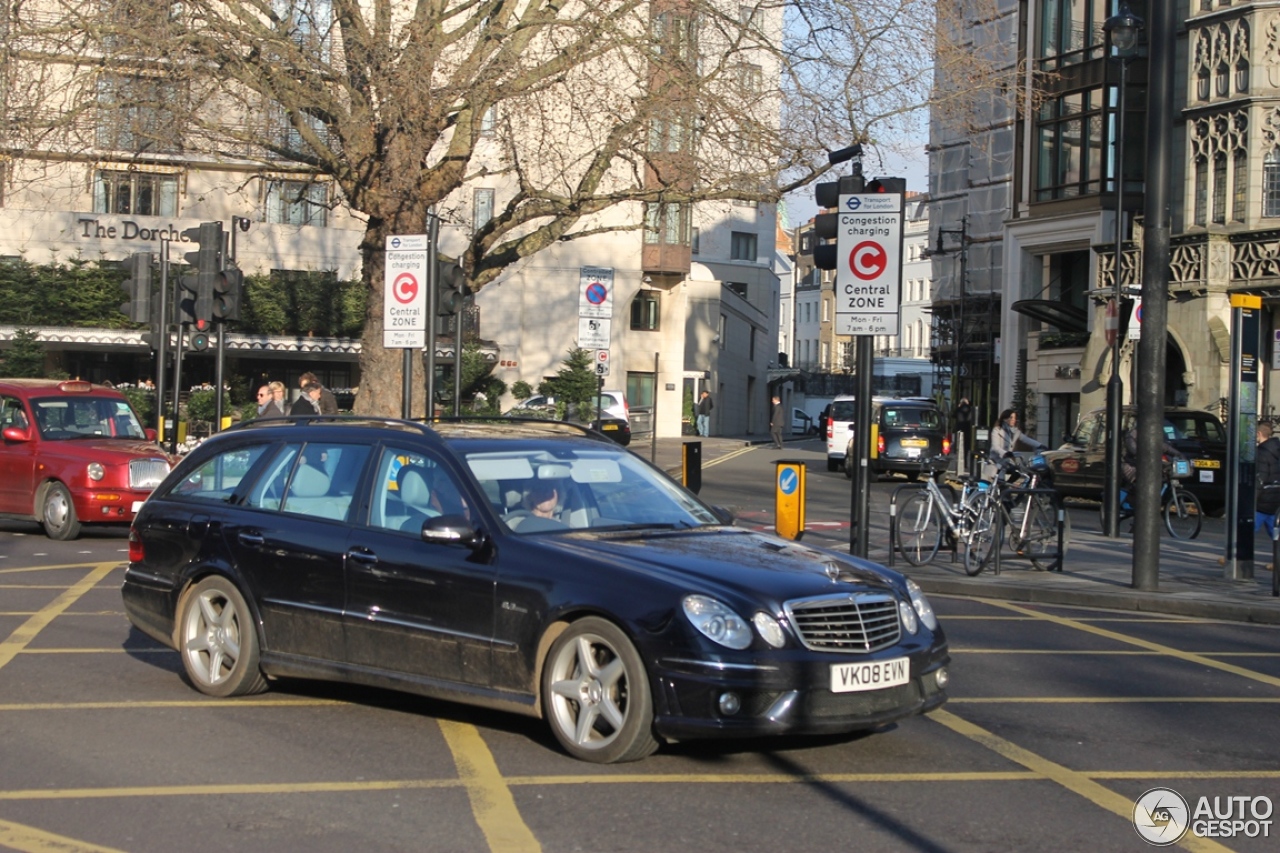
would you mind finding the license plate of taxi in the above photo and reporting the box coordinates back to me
[601,423,618,431]
[830,657,910,693]
[1192,459,1220,469]
[902,439,928,447]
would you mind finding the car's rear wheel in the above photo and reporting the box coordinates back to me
[542,617,658,763]
[178,576,268,698]
[41,482,81,541]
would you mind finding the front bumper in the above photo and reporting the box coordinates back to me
[650,643,950,741]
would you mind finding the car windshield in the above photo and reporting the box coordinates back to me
[31,396,146,440]
[461,445,720,534]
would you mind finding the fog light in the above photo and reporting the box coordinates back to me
[718,692,741,716]
[934,667,949,689]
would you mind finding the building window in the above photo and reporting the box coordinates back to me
[1264,150,1280,217]
[1037,0,1110,69]
[94,169,179,216]
[1034,88,1104,200]
[1233,152,1248,222]
[691,227,700,254]
[718,314,726,349]
[480,105,497,136]
[630,290,660,331]
[474,188,494,231]
[652,11,697,62]
[736,63,763,93]
[265,179,328,226]
[648,114,692,153]
[1213,154,1227,224]
[730,231,757,261]
[820,340,829,367]
[1195,159,1209,225]
[821,297,829,322]
[726,282,748,299]
[644,202,689,245]
[96,74,180,153]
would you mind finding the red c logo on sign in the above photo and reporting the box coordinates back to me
[849,241,887,280]
[393,272,418,304]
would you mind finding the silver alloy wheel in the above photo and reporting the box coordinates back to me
[543,617,657,763]
[182,586,244,689]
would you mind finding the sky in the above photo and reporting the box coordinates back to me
[781,146,930,230]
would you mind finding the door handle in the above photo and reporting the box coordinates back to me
[345,547,378,566]
[237,531,265,547]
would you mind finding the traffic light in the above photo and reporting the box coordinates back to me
[436,259,469,316]
[181,221,222,324]
[865,177,907,194]
[213,265,243,321]
[119,252,153,323]
[812,174,864,271]
[189,318,212,352]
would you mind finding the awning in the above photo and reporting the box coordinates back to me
[1009,299,1089,333]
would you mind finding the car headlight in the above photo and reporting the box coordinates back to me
[682,595,752,650]
[87,462,105,481]
[898,600,919,634]
[906,579,938,631]
[752,611,787,648]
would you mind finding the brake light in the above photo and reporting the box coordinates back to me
[127,528,144,563]
[877,433,885,455]
[943,435,952,455]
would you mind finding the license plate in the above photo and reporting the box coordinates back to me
[830,657,910,693]
[902,439,928,447]
[904,447,920,458]
[1193,459,1220,469]
[130,500,145,513]
[1199,471,1214,483]
[601,423,618,431]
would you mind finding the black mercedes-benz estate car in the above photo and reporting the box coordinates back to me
[121,416,949,763]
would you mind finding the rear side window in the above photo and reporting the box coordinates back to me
[244,442,369,522]
[170,445,271,502]
[882,407,942,429]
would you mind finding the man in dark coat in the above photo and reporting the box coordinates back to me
[290,381,324,415]
[952,397,974,471]
[299,371,339,414]
[769,395,785,449]
[1255,422,1280,539]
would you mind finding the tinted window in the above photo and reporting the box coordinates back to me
[882,407,942,429]
[243,442,369,521]
[830,400,857,421]
[368,446,472,534]
[170,445,270,502]
[0,396,28,430]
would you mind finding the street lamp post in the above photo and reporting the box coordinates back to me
[1102,3,1144,539]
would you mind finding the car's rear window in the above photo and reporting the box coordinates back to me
[1167,415,1226,444]
[882,407,942,429]
[830,401,857,422]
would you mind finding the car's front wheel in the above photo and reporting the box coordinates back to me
[178,576,268,698]
[41,482,81,541]
[542,617,658,763]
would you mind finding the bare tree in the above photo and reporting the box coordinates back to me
[2,0,1011,414]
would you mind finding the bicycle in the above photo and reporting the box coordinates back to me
[966,454,1067,574]
[1105,456,1203,539]
[894,460,991,571]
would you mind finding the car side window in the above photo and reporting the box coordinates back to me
[367,446,471,534]
[170,445,271,502]
[0,396,28,430]
[243,442,368,521]
[1074,416,1099,447]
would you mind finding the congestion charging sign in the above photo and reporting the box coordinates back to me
[384,234,428,349]
[833,192,904,336]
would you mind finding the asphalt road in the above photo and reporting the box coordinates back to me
[1,466,1279,852]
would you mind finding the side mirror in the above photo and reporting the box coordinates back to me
[2,426,31,443]
[420,514,486,550]
[145,428,158,442]
[710,505,735,525]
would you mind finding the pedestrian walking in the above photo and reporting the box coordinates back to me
[769,395,785,449]
[254,384,285,419]
[299,372,339,414]
[952,396,974,473]
[696,390,714,437]
[291,381,324,415]
[1255,422,1280,541]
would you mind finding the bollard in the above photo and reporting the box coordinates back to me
[682,441,702,494]
[774,461,806,541]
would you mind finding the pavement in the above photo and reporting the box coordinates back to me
[636,432,1280,625]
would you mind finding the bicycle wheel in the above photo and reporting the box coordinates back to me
[963,493,999,575]
[1019,493,1065,570]
[896,489,942,566]
[1164,486,1203,540]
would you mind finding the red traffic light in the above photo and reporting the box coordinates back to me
[194,318,211,332]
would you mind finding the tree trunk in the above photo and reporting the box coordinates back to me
[353,219,424,418]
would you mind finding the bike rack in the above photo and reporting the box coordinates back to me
[991,484,1066,575]
[888,480,960,568]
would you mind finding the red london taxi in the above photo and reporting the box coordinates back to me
[0,379,172,540]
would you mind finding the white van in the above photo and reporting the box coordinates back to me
[825,395,857,471]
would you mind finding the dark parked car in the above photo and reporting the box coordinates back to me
[845,397,951,481]
[121,417,949,763]
[1040,406,1227,512]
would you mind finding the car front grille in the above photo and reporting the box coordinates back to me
[129,458,170,490]
[784,593,902,653]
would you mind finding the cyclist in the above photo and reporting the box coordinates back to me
[983,409,1045,481]
[1119,426,1187,507]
